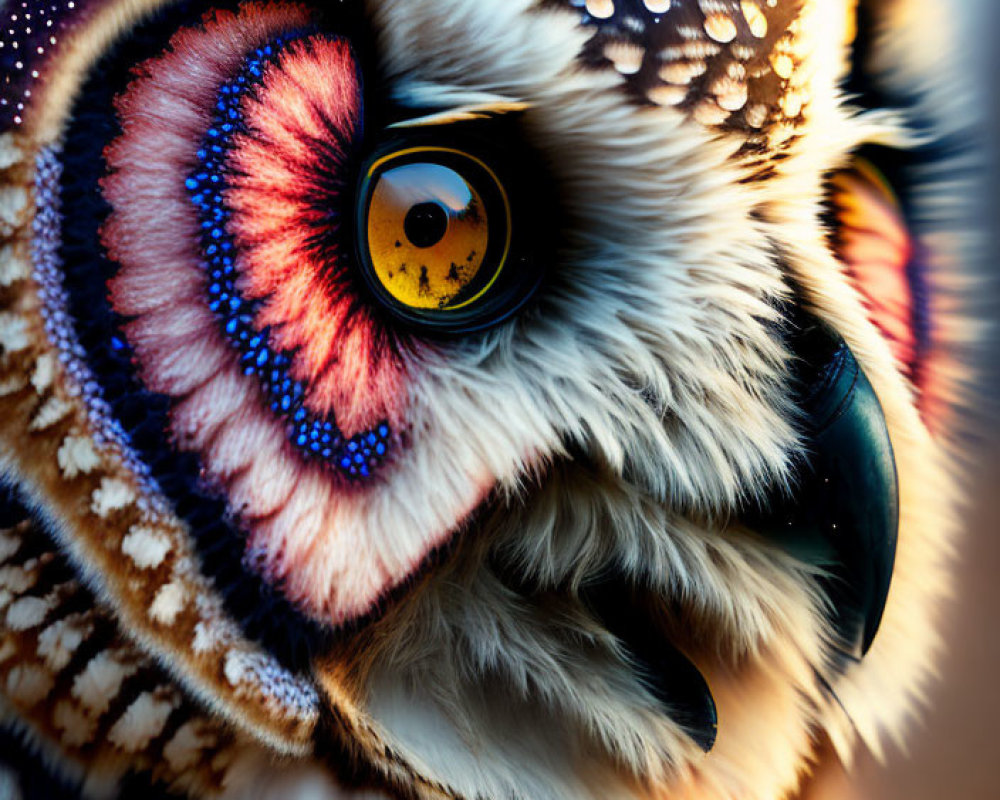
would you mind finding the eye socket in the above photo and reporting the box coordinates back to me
[356,146,541,333]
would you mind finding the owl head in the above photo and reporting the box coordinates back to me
[0,0,982,798]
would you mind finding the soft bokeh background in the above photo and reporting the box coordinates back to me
[847,2,1000,795]
[849,448,1000,800]
[806,435,1000,800]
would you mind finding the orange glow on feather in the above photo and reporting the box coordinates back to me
[832,165,917,371]
[831,159,952,435]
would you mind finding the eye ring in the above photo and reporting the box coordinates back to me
[355,143,540,334]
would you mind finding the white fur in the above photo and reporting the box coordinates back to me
[121,525,173,569]
[30,352,56,394]
[331,1,977,798]
[0,186,28,237]
[0,244,29,287]
[88,477,136,518]
[27,395,72,431]
[149,581,187,626]
[0,311,31,354]
[56,435,101,479]
[5,596,52,632]
[106,690,178,752]
[71,650,138,717]
[37,615,93,672]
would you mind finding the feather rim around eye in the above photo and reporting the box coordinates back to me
[355,142,544,335]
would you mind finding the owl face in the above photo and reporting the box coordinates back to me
[0,1,969,799]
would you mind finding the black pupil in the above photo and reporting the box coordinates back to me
[404,202,448,249]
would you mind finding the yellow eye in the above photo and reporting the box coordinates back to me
[367,160,497,309]
[357,146,536,333]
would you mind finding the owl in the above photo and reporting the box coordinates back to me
[0,0,987,798]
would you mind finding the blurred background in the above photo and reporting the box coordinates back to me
[847,449,1000,800]
[844,2,999,796]
[813,446,1000,800]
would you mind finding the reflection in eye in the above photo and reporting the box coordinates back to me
[358,146,541,333]
[366,161,494,310]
